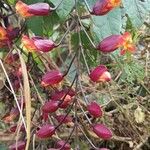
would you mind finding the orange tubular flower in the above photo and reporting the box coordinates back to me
[92,0,121,16]
[15,1,50,18]
[0,26,8,41]
[21,35,37,52]
[119,32,136,55]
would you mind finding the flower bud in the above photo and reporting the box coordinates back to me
[89,65,111,82]
[87,101,103,118]
[5,53,19,64]
[97,35,122,53]
[41,70,63,87]
[15,1,50,18]
[9,141,26,150]
[55,140,71,150]
[42,100,59,113]
[51,90,72,109]
[99,148,110,150]
[9,124,25,133]
[55,114,73,124]
[92,0,121,16]
[36,124,55,139]
[93,124,112,140]
[34,39,56,52]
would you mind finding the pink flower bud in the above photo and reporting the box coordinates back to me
[36,124,55,139]
[15,1,50,18]
[34,39,56,52]
[97,35,122,53]
[87,102,103,118]
[51,90,72,109]
[55,114,73,124]
[42,100,59,113]
[9,141,26,150]
[55,140,71,150]
[41,70,63,87]
[93,124,112,140]
[99,148,110,150]
[89,65,111,82]
[92,0,121,16]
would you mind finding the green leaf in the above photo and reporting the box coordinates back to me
[123,0,150,27]
[48,0,75,20]
[7,0,16,5]
[27,17,44,35]
[91,8,122,42]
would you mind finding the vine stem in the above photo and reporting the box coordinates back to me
[83,0,92,13]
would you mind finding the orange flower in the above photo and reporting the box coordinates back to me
[21,35,37,52]
[119,32,136,55]
[92,0,121,16]
[0,26,8,41]
[15,1,32,18]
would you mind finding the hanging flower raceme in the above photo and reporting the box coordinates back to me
[92,0,121,16]
[15,1,50,18]
[21,35,56,52]
[97,32,136,55]
[41,70,64,87]
[89,65,111,82]
[36,124,55,139]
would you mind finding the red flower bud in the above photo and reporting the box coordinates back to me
[55,114,73,124]
[34,39,56,52]
[15,1,50,18]
[9,141,26,150]
[9,124,25,133]
[51,90,72,109]
[87,102,103,118]
[93,124,112,140]
[41,70,63,87]
[0,26,8,41]
[36,124,55,139]
[92,0,121,16]
[42,100,59,113]
[97,35,122,53]
[7,27,20,40]
[22,35,56,52]
[89,65,111,82]
[55,140,71,150]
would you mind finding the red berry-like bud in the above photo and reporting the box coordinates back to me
[55,140,71,150]
[97,35,122,53]
[42,100,59,113]
[93,124,112,140]
[55,114,73,124]
[41,70,63,87]
[34,39,56,52]
[51,90,72,109]
[92,0,121,16]
[9,124,25,133]
[9,141,26,150]
[89,65,111,82]
[36,124,55,139]
[87,102,103,118]
[15,1,50,18]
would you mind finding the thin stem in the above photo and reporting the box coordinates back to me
[83,0,92,13]
[56,20,75,46]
